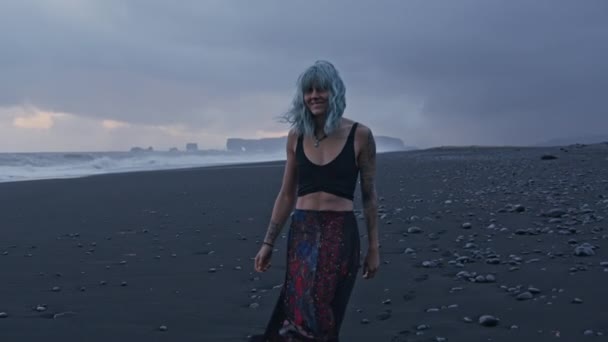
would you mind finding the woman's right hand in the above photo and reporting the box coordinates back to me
[254,244,273,272]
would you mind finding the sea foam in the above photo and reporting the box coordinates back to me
[0,151,285,183]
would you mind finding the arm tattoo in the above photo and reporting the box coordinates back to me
[360,129,377,204]
[359,129,379,247]
[263,222,281,245]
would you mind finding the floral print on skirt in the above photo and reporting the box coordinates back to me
[260,209,360,341]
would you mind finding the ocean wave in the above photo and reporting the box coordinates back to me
[0,151,285,183]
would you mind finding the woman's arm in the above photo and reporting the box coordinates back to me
[357,125,379,249]
[262,130,299,245]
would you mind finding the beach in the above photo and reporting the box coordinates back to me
[1,144,607,341]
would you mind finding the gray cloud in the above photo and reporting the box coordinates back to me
[0,0,607,149]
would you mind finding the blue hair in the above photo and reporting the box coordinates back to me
[280,60,346,136]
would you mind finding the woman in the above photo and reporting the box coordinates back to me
[253,60,379,341]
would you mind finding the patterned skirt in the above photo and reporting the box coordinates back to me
[259,209,361,342]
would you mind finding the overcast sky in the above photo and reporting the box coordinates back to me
[0,0,606,152]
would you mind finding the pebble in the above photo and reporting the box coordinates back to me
[479,315,500,327]
[53,311,77,319]
[516,291,533,300]
[0,312,7,318]
[376,310,392,320]
[408,226,422,234]
[574,243,595,256]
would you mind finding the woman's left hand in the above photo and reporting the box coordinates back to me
[362,247,380,279]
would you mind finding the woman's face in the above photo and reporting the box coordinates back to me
[304,86,330,116]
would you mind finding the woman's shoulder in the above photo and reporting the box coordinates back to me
[286,128,300,151]
[342,117,372,137]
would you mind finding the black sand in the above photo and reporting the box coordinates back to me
[1,144,607,341]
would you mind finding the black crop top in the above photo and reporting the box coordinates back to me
[296,123,360,200]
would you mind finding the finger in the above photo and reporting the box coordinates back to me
[254,257,262,272]
[364,267,377,279]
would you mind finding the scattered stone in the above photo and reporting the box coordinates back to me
[376,310,392,320]
[574,243,595,256]
[408,226,422,234]
[516,291,534,301]
[544,208,567,218]
[422,260,438,268]
[479,315,500,327]
[513,204,526,212]
[53,311,77,319]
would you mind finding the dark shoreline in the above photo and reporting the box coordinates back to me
[1,145,607,341]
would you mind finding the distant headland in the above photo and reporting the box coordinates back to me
[130,136,416,153]
[226,135,415,153]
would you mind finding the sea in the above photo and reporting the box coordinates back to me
[0,150,286,183]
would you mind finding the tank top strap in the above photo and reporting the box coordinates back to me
[296,132,304,154]
[347,122,358,144]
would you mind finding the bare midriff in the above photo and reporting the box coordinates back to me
[295,192,354,211]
